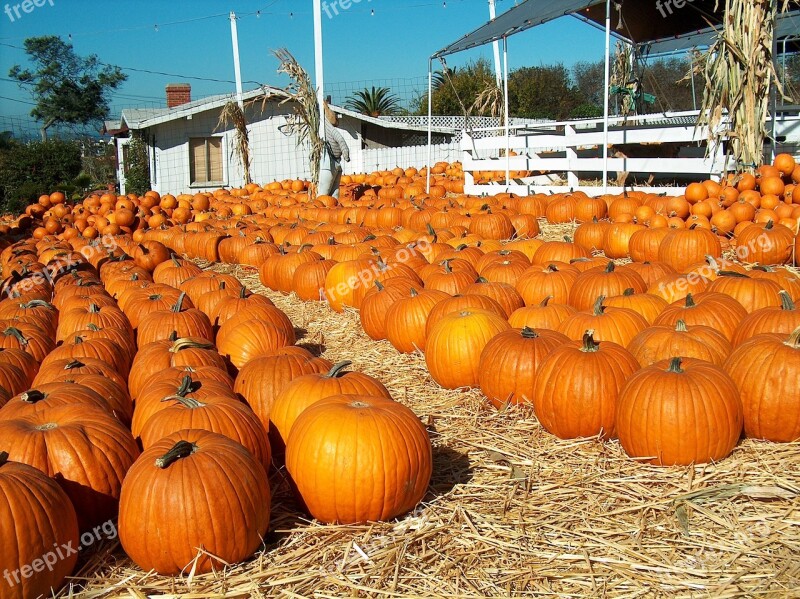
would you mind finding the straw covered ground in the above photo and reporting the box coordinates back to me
[62,223,800,599]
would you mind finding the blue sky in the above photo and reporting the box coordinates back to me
[0,0,606,135]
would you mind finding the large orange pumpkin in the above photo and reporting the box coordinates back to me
[616,357,743,465]
[119,431,270,575]
[532,332,640,440]
[723,327,800,442]
[0,451,80,599]
[285,394,432,524]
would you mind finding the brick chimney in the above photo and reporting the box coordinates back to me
[166,83,191,108]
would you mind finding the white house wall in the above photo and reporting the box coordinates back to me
[143,102,327,196]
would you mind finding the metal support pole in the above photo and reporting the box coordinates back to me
[230,12,244,109]
[427,58,433,193]
[602,0,611,194]
[504,36,510,187]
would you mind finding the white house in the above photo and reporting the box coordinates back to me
[115,84,459,195]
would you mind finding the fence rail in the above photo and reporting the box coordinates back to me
[460,110,800,196]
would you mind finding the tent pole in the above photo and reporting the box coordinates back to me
[769,17,778,163]
[602,0,611,194]
[504,36,510,188]
[313,0,325,143]
[427,57,433,193]
[489,0,502,88]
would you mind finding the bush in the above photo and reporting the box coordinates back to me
[0,138,82,210]
[124,136,151,196]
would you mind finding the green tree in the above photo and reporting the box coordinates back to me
[416,58,496,116]
[508,65,584,120]
[345,86,403,117]
[0,138,81,211]
[124,135,151,196]
[9,36,127,140]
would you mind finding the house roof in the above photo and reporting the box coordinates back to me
[120,86,454,136]
[120,86,287,129]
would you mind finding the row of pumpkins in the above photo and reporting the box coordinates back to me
[0,235,432,598]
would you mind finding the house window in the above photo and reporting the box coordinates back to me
[189,137,223,184]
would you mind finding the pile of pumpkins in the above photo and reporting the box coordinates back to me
[0,235,432,597]
[1,154,799,595]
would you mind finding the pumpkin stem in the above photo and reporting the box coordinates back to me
[785,327,800,349]
[86,323,100,331]
[0,451,7,467]
[3,327,28,345]
[605,261,616,273]
[171,292,187,313]
[219,281,226,291]
[88,303,100,313]
[592,295,607,316]
[155,440,197,469]
[239,287,247,298]
[21,299,53,310]
[170,338,215,353]
[520,326,539,339]
[170,253,182,267]
[580,330,600,352]
[667,357,684,373]
[675,320,688,333]
[326,360,352,378]
[410,288,419,297]
[779,290,795,311]
[622,288,635,297]
[64,359,85,370]
[442,259,453,274]
[168,330,178,342]
[539,295,553,307]
[175,375,200,397]
[375,280,385,292]
[167,395,205,409]
[74,335,84,344]
[764,220,774,230]
[20,390,46,403]
[456,244,468,251]
[476,276,489,284]
[719,270,749,278]
[684,294,696,308]
[545,264,558,273]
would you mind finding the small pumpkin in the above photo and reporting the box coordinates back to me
[479,327,569,409]
[425,309,510,389]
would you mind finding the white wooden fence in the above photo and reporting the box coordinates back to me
[359,141,461,174]
[461,110,800,197]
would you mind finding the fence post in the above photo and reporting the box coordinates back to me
[565,124,579,189]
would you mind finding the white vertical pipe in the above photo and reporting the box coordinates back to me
[313,0,326,141]
[230,12,244,109]
[489,0,502,88]
[503,36,510,186]
[602,0,611,194]
[427,58,433,193]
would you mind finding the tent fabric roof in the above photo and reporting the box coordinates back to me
[643,10,800,55]
[433,0,800,58]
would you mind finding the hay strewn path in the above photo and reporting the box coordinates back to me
[64,251,800,598]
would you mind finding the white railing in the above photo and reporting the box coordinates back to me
[360,141,461,173]
[460,110,800,196]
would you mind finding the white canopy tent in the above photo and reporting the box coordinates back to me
[425,0,800,193]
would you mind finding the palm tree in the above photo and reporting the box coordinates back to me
[345,87,402,117]
[432,67,458,91]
